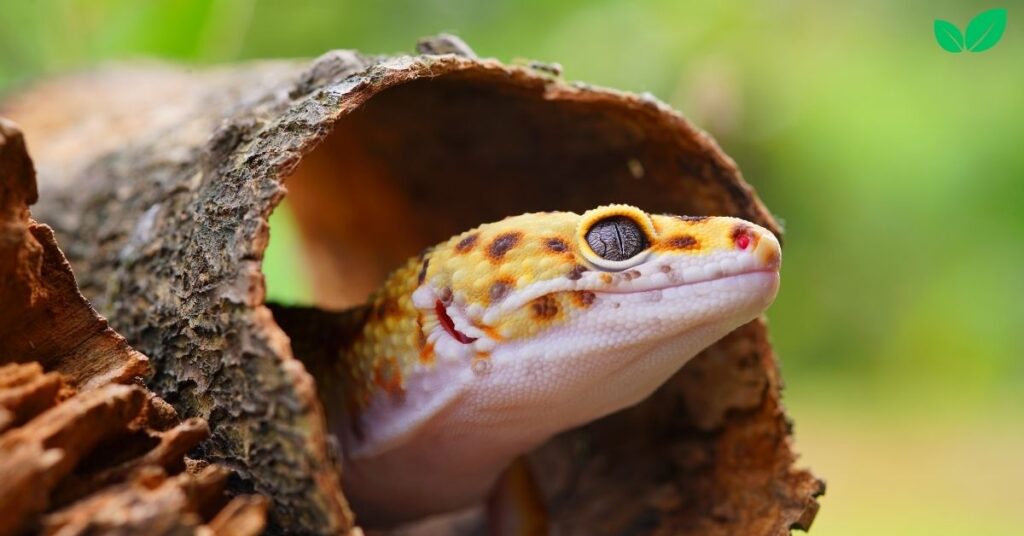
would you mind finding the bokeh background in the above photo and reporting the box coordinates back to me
[2,1,1021,534]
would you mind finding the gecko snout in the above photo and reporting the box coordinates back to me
[733,223,782,270]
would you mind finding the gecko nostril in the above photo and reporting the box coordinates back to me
[734,232,751,250]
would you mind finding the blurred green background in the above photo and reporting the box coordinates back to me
[2,1,1021,534]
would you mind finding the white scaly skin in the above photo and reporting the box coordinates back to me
[332,205,782,527]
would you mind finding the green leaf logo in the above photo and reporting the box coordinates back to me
[934,8,1008,54]
[934,19,966,52]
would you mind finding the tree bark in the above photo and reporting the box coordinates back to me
[2,37,823,535]
[0,120,267,535]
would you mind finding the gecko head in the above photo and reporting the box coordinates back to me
[411,204,780,410]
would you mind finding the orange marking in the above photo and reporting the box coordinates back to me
[530,295,559,320]
[572,290,596,307]
[661,234,700,250]
[372,357,404,394]
[418,341,435,365]
[472,321,505,341]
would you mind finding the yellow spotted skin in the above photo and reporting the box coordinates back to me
[342,255,423,408]
[339,205,774,415]
[434,213,579,307]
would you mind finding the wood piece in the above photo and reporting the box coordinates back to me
[0,118,267,536]
[40,466,215,536]
[206,496,271,536]
[0,363,64,429]
[53,417,211,506]
[0,119,149,390]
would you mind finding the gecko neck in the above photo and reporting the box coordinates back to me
[338,328,711,527]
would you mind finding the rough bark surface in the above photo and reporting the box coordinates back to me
[2,38,823,535]
[0,120,267,536]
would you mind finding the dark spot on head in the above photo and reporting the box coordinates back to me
[472,322,503,341]
[439,286,453,306]
[417,257,430,284]
[371,298,400,321]
[585,216,648,261]
[545,237,569,254]
[567,264,588,280]
[623,269,641,281]
[489,279,513,303]
[666,235,699,250]
[487,232,522,261]
[455,233,479,254]
[530,295,559,319]
[673,214,709,222]
[573,291,596,307]
[659,264,672,273]
[600,273,613,284]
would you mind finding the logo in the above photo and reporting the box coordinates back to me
[934,8,1007,53]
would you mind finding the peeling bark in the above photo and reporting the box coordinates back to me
[3,38,823,535]
[0,120,266,536]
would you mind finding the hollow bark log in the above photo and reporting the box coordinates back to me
[0,120,266,536]
[2,37,823,535]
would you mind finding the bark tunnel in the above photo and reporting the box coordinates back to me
[2,39,823,535]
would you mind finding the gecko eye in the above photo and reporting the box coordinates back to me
[584,216,649,261]
[576,205,655,270]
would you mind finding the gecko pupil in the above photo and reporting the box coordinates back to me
[585,216,648,261]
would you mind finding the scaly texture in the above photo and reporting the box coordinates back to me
[346,205,776,407]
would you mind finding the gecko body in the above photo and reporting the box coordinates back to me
[325,205,781,526]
